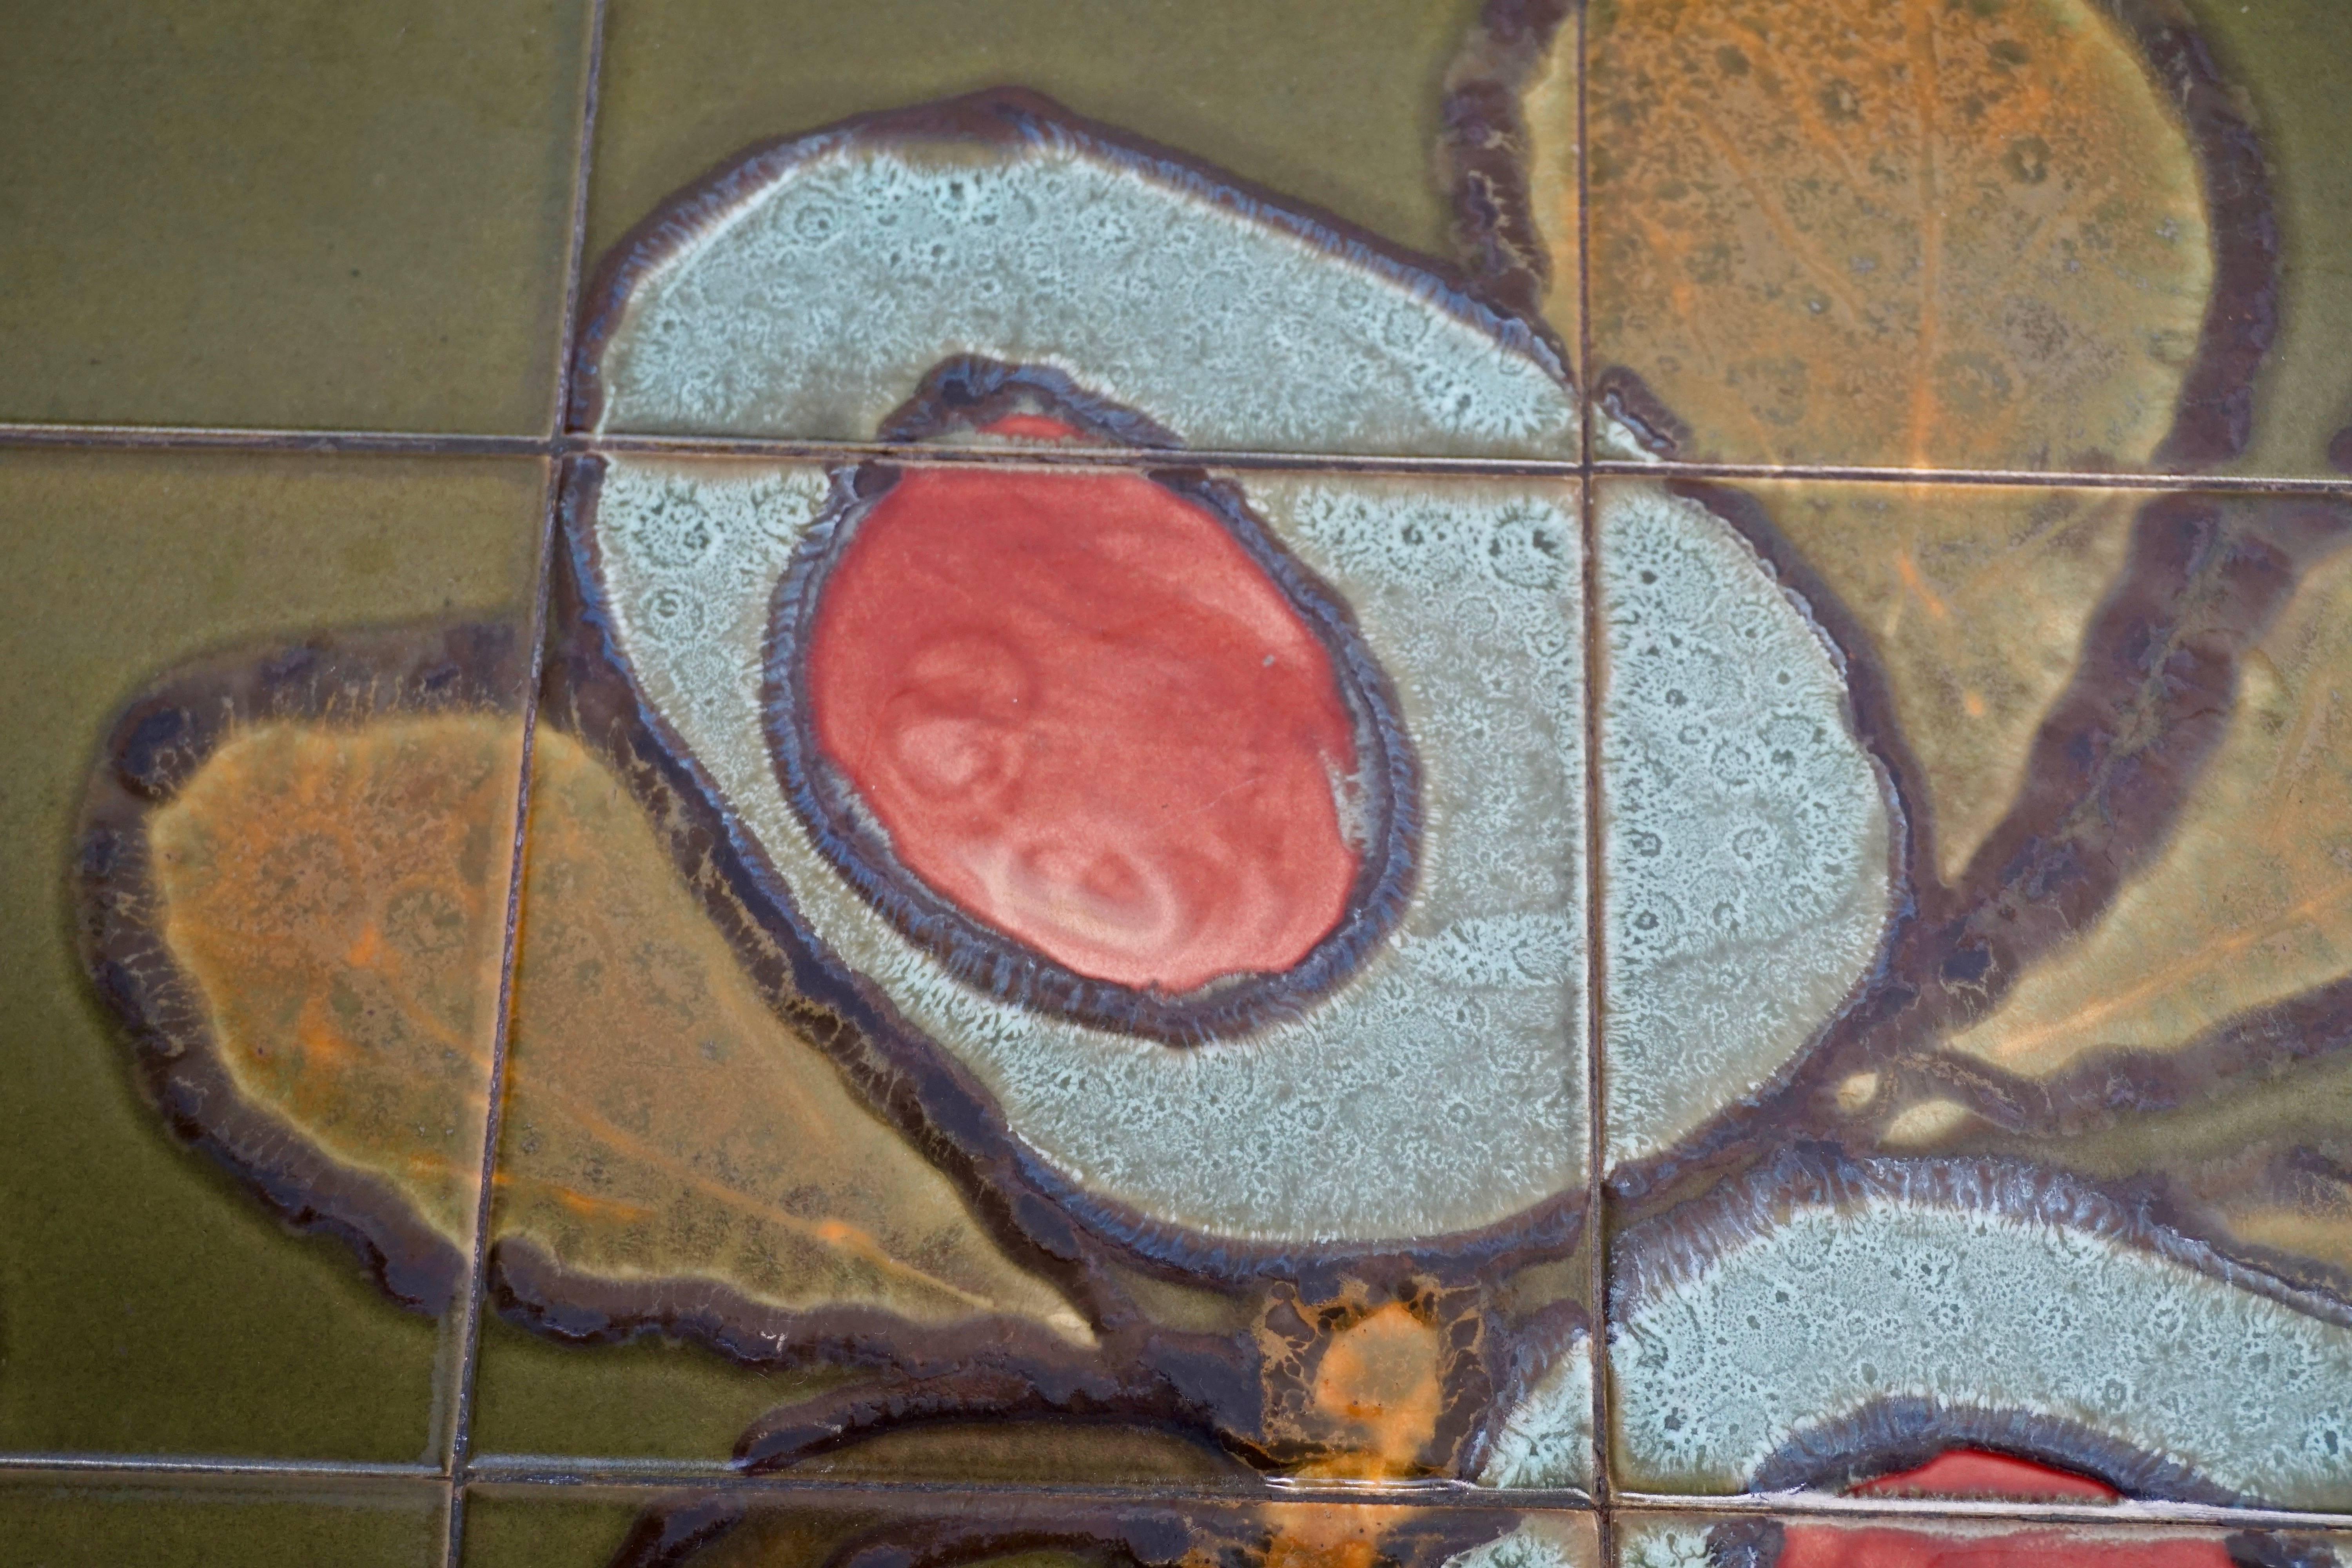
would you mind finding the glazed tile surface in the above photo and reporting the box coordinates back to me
[1615,1512,2344,1568]
[6,0,2352,1559]
[0,1472,446,1568]
[0,0,593,434]
[458,1490,1599,1568]
[575,94,1573,455]
[0,450,543,1460]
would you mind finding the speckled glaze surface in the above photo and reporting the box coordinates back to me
[7,2,2352,1565]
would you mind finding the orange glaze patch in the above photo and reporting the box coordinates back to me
[1299,1301,1443,1478]
[1780,1450,2228,1568]
[807,465,1361,993]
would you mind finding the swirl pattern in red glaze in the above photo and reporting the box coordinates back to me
[805,465,1362,994]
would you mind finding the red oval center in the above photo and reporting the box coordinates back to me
[804,464,1362,994]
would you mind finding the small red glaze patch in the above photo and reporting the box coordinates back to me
[979,413,1084,442]
[806,465,1361,993]
[1851,1451,2119,1502]
[1777,1450,2229,1568]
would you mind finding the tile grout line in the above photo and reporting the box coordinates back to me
[0,1455,444,1482]
[439,0,610,1561]
[7,1446,2352,1538]
[0,424,554,456]
[1572,5,1618,1561]
[5,417,2352,500]
[9,19,2348,1539]
[433,409,559,1568]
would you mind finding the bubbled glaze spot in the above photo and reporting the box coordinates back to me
[1597,483,1896,1168]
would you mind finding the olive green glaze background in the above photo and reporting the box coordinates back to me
[459,1489,639,1568]
[2191,0,2352,475]
[583,0,1488,267]
[0,450,543,1459]
[470,1315,851,1463]
[0,0,593,434]
[0,1474,445,1568]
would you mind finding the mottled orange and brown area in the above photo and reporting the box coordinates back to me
[1259,1504,1393,1568]
[147,709,1089,1344]
[495,727,1090,1343]
[1258,1292,1447,1480]
[148,714,522,1247]
[1574,0,2212,467]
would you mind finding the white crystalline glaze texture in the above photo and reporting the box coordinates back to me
[1611,1189,2352,1506]
[1615,1524,1713,1568]
[1441,1519,1592,1568]
[592,458,1588,1245]
[589,136,1577,456]
[1479,1328,1593,1488]
[1599,484,1894,1167]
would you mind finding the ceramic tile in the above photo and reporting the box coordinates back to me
[1593,474,2352,1506]
[575,5,1573,457]
[0,1471,445,1568]
[468,453,1592,1481]
[0,448,544,1459]
[0,0,592,434]
[1558,0,2352,476]
[461,1488,1599,1568]
[1613,1512,2344,1568]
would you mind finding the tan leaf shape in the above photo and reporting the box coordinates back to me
[495,727,1091,1345]
[1760,481,2137,882]
[1948,536,2352,1078]
[1572,0,2214,466]
[150,714,521,1247]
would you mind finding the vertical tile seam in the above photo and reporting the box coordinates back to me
[1571,3,1609,1561]
[1573,4,1617,1561]
[441,0,610,1561]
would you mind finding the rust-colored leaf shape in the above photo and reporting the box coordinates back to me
[1748,481,2138,883]
[147,714,519,1249]
[1947,523,2352,1077]
[74,624,529,1311]
[1538,0,2267,468]
[494,726,1092,1347]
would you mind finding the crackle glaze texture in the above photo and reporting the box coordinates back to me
[590,457,1587,1247]
[584,119,1577,456]
[1477,1328,1593,1490]
[1608,1161,2352,1507]
[1597,483,1896,1167]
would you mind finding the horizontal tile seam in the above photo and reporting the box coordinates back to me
[4,422,2351,496]
[0,1454,443,1481]
[1611,1490,2352,1533]
[9,1453,2346,1532]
